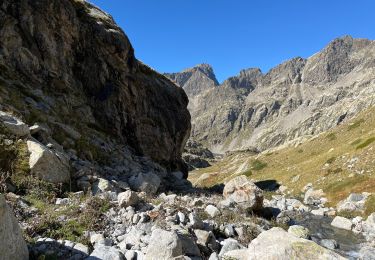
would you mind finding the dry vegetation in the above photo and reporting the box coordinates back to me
[189,107,375,215]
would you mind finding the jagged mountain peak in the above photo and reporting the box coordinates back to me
[177,36,375,154]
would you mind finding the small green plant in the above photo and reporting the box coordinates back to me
[326,133,337,141]
[241,169,252,177]
[297,149,303,153]
[364,195,375,217]
[348,119,365,131]
[356,137,375,150]
[351,139,362,146]
[251,159,267,171]
[338,210,361,219]
[326,157,336,164]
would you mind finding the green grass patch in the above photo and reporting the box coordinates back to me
[348,119,365,131]
[356,137,375,150]
[351,139,362,146]
[241,169,252,177]
[364,195,375,217]
[326,133,337,141]
[326,157,336,164]
[251,159,267,171]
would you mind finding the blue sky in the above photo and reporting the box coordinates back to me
[89,0,375,82]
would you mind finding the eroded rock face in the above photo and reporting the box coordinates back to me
[0,0,190,174]
[0,194,29,260]
[167,36,375,154]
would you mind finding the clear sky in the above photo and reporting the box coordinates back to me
[89,0,375,82]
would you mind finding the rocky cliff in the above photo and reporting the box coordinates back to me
[167,36,375,154]
[0,0,190,173]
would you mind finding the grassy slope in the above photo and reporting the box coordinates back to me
[189,106,375,210]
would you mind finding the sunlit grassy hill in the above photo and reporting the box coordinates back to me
[189,106,375,213]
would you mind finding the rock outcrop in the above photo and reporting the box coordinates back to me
[0,0,190,174]
[0,194,29,260]
[167,36,375,154]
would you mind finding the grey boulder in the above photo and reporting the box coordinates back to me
[0,194,29,260]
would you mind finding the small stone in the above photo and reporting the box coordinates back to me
[88,246,124,260]
[145,229,182,260]
[331,216,353,230]
[118,190,139,208]
[205,205,221,218]
[219,238,245,257]
[224,224,236,237]
[177,211,186,224]
[56,198,71,205]
[73,243,89,255]
[320,239,338,250]
[311,208,325,216]
[189,213,204,229]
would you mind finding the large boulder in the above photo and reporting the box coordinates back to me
[224,227,345,259]
[129,172,161,194]
[337,192,370,212]
[0,111,29,137]
[27,140,70,183]
[145,229,183,260]
[223,176,263,210]
[304,188,326,205]
[331,216,353,231]
[0,194,29,260]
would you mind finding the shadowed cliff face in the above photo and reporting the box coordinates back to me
[167,36,375,154]
[0,0,191,173]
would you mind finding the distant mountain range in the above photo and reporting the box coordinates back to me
[166,36,375,154]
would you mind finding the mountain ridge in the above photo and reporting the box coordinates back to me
[167,35,375,154]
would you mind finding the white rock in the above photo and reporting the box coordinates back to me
[73,243,89,255]
[118,190,139,208]
[304,188,325,205]
[0,195,29,260]
[205,205,220,218]
[245,227,345,259]
[27,140,70,183]
[145,229,182,260]
[0,111,29,136]
[188,213,204,229]
[177,211,186,224]
[223,175,263,210]
[219,238,245,257]
[88,246,124,260]
[55,198,71,205]
[331,216,353,230]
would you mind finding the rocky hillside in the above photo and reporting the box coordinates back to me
[0,0,190,175]
[167,36,375,154]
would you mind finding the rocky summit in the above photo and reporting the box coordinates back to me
[167,36,375,154]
